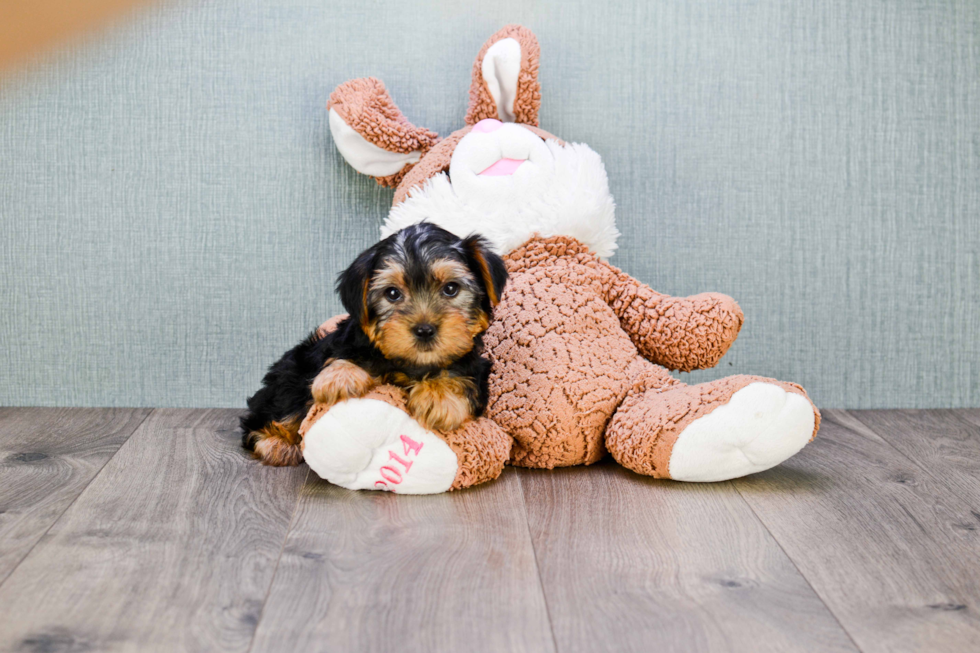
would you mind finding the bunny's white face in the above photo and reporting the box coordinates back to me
[383,121,619,258]
[450,119,550,186]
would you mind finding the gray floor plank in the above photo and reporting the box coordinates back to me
[518,462,857,653]
[849,409,980,509]
[0,408,307,653]
[249,469,556,653]
[961,410,980,429]
[0,407,151,586]
[5,407,980,653]
[733,409,980,653]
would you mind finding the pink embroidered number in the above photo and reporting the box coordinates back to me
[401,434,423,456]
[379,466,402,484]
[374,435,425,490]
[388,450,413,473]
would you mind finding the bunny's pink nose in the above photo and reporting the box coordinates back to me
[472,118,503,134]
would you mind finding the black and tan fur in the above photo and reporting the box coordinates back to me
[241,223,507,466]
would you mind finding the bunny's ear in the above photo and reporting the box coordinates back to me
[465,25,541,126]
[328,78,440,187]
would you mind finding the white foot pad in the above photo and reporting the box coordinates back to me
[668,383,815,482]
[302,398,459,494]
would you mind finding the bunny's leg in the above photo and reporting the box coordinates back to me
[606,366,819,481]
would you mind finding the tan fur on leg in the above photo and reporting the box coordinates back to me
[406,373,476,432]
[300,359,378,437]
[311,359,377,406]
[250,417,304,466]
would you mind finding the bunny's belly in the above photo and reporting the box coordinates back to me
[483,271,641,468]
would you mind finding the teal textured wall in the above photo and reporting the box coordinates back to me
[1,0,978,408]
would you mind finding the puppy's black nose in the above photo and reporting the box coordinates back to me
[412,323,436,341]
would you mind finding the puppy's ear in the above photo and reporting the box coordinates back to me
[336,244,381,325]
[462,235,508,309]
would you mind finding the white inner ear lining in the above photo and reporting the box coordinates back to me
[481,38,522,123]
[328,108,422,177]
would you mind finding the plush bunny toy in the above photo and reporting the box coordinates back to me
[300,25,820,494]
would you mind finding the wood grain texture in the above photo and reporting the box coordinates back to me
[0,409,306,653]
[0,407,150,586]
[849,409,980,508]
[250,469,555,653]
[961,410,980,429]
[517,462,857,653]
[733,410,980,653]
[5,407,980,653]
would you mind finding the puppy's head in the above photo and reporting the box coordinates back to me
[337,223,507,367]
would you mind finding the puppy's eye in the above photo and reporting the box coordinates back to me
[442,282,460,298]
[384,287,402,302]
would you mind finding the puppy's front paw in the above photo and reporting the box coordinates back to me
[301,360,377,438]
[311,359,376,406]
[406,376,474,432]
[408,392,470,432]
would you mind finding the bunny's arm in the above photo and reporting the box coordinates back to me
[597,262,744,372]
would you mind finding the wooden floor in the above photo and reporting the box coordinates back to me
[1,408,979,652]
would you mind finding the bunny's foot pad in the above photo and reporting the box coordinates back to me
[302,398,459,494]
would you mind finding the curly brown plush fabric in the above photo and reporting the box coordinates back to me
[328,77,440,186]
[465,24,542,126]
[605,373,819,477]
[485,236,733,468]
[442,413,513,490]
[505,237,745,372]
[481,235,816,473]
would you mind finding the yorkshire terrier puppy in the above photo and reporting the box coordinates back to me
[240,223,508,466]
